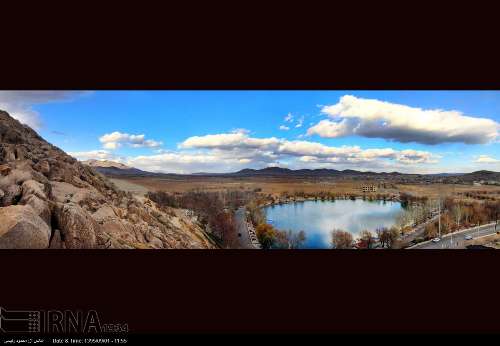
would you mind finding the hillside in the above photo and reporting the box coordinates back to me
[82,159,151,177]
[459,170,500,182]
[0,110,216,249]
[83,159,131,169]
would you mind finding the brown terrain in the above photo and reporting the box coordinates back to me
[0,110,216,249]
[465,233,500,249]
[104,175,500,202]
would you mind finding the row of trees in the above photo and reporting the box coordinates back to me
[331,227,400,249]
[395,198,436,232]
[424,199,500,239]
[147,190,250,247]
[255,223,307,249]
[247,199,266,226]
[330,197,500,247]
[255,226,401,249]
[278,190,397,202]
[399,192,429,209]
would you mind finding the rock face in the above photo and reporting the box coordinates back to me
[0,205,51,248]
[54,204,99,248]
[0,110,216,249]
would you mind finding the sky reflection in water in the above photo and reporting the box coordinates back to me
[264,199,402,248]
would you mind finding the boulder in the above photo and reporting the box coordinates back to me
[54,203,99,248]
[0,205,51,248]
[5,169,32,185]
[1,146,16,162]
[21,179,47,201]
[92,204,117,222]
[34,160,50,176]
[1,184,21,206]
[21,194,51,227]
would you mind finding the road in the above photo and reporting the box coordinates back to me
[234,207,261,249]
[408,222,499,249]
[399,213,439,246]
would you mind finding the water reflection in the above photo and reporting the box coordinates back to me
[264,199,402,248]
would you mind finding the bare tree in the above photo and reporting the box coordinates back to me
[376,227,387,248]
[424,222,438,239]
[463,205,471,225]
[359,230,374,249]
[452,202,462,230]
[388,226,400,249]
[331,229,353,249]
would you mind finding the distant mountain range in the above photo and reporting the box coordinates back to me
[81,160,500,183]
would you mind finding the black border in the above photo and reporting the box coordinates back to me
[3,3,500,337]
[3,2,500,91]
[3,250,500,334]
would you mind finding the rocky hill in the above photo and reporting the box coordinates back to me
[0,110,216,249]
[82,159,151,177]
[83,159,131,169]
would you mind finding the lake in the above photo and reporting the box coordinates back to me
[263,199,403,248]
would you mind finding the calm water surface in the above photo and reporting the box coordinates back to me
[263,199,403,248]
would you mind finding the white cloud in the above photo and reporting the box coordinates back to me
[295,116,304,128]
[103,142,121,150]
[284,113,293,122]
[279,125,290,131]
[396,149,440,164]
[0,91,90,130]
[277,140,361,158]
[179,132,280,150]
[172,131,440,173]
[125,151,272,174]
[99,131,162,149]
[277,140,438,165]
[75,130,441,174]
[307,95,500,144]
[307,119,353,138]
[474,155,500,163]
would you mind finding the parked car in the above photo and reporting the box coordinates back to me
[464,235,473,240]
[431,238,441,243]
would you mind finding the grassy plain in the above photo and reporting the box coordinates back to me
[109,176,500,201]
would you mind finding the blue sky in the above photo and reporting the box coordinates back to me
[1,91,499,174]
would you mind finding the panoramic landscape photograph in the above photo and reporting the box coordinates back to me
[1,90,499,249]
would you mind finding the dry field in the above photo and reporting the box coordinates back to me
[464,233,500,248]
[399,183,500,201]
[109,178,150,195]
[111,177,379,196]
[109,176,500,201]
